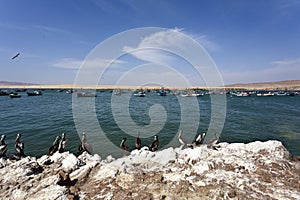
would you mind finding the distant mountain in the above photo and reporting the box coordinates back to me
[225,80,300,89]
[0,81,40,86]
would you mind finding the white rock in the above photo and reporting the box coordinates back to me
[50,152,69,163]
[192,161,210,174]
[61,153,79,173]
[11,189,27,200]
[27,185,67,200]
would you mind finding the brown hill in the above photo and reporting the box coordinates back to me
[225,80,300,90]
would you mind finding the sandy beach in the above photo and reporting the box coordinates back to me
[1,80,300,90]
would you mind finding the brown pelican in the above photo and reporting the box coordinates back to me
[58,133,67,153]
[150,135,159,152]
[15,133,25,157]
[207,134,220,150]
[135,131,141,150]
[194,132,206,145]
[178,130,186,148]
[120,137,129,152]
[0,134,8,158]
[11,53,20,60]
[77,132,93,155]
[178,130,206,149]
[48,135,61,156]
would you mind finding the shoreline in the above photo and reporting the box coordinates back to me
[0,140,299,199]
[1,83,300,90]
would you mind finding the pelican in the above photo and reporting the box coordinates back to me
[207,134,220,150]
[11,53,20,60]
[0,134,8,158]
[178,130,186,148]
[15,133,25,157]
[58,133,67,153]
[194,132,206,145]
[77,132,93,155]
[120,137,129,152]
[135,131,141,150]
[48,135,61,156]
[150,135,159,152]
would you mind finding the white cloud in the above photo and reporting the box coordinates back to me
[52,58,82,69]
[30,25,71,35]
[123,28,218,64]
[122,28,222,87]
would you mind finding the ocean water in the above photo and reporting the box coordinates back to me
[0,90,299,158]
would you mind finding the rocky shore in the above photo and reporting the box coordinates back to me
[0,140,299,200]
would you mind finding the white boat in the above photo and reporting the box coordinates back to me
[9,93,21,98]
[275,92,287,96]
[236,92,251,97]
[134,91,146,97]
[113,89,122,96]
[180,90,203,97]
[257,92,274,96]
[77,92,97,97]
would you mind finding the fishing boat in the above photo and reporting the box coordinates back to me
[113,89,122,96]
[180,90,203,97]
[134,91,146,97]
[275,92,287,96]
[256,91,274,97]
[77,92,97,97]
[9,93,21,98]
[157,90,167,96]
[236,92,252,97]
[27,90,42,96]
[0,90,10,96]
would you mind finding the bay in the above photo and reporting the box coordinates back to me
[0,90,299,158]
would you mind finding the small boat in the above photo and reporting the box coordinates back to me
[157,90,167,96]
[9,93,21,98]
[180,90,203,97]
[257,92,274,97]
[236,92,252,97]
[0,90,10,96]
[275,92,287,96]
[27,90,42,96]
[66,89,74,94]
[134,91,146,97]
[77,92,97,97]
[113,89,122,96]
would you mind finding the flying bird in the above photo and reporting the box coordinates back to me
[11,53,20,60]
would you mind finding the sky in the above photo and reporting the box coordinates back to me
[0,0,300,86]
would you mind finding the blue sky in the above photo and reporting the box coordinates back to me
[0,0,300,85]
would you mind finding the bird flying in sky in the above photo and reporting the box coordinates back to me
[11,53,20,60]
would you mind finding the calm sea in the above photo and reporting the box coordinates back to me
[0,90,299,158]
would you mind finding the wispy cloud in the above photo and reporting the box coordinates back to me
[52,58,82,70]
[0,22,71,36]
[123,28,218,64]
[52,57,125,70]
[30,25,71,35]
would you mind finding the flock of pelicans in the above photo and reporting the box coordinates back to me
[0,132,92,160]
[0,131,219,160]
